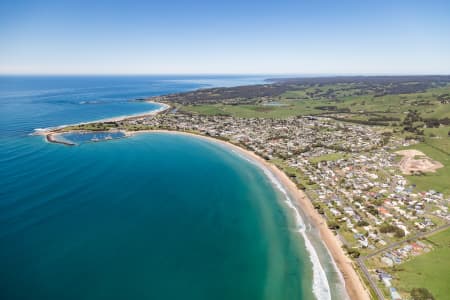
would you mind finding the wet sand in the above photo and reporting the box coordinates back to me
[129,129,371,300]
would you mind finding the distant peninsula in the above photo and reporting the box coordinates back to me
[41,75,450,300]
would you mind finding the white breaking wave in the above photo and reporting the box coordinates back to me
[230,149,332,300]
[261,167,332,300]
[31,102,169,134]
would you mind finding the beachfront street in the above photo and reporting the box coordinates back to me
[64,108,449,299]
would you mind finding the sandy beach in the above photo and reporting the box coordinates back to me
[41,103,370,299]
[75,100,170,124]
[33,101,170,136]
[127,129,371,300]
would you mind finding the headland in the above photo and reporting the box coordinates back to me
[40,75,450,300]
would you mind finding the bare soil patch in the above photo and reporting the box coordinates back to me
[396,149,443,175]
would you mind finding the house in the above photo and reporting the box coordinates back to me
[390,288,402,300]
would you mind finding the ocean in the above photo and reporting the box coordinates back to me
[0,76,343,300]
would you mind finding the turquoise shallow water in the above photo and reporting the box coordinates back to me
[0,76,343,300]
[1,133,314,299]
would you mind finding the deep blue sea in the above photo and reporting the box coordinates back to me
[0,76,342,300]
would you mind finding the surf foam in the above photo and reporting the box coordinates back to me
[32,102,169,134]
[230,149,332,300]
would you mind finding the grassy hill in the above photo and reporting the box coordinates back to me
[180,82,450,126]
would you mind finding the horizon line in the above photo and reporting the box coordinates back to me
[1,72,450,77]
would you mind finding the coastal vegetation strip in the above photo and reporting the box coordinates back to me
[43,120,372,300]
[42,75,450,300]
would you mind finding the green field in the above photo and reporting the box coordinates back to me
[181,84,450,197]
[176,80,450,299]
[392,228,450,299]
[402,126,450,196]
[179,100,324,118]
[181,83,450,123]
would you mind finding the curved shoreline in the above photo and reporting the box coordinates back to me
[126,129,371,300]
[40,104,370,299]
[32,101,170,134]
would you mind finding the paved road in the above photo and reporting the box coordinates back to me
[303,190,450,299]
[357,257,385,300]
[363,222,450,259]
[357,222,450,299]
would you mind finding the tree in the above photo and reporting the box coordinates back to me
[367,205,379,216]
[410,288,435,300]
[347,248,360,258]
[328,221,340,230]
[394,227,405,238]
[297,183,306,190]
[424,118,440,128]
[343,245,361,258]
[380,223,396,233]
[357,220,369,227]
[379,224,405,237]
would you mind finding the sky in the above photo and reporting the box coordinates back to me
[0,0,450,75]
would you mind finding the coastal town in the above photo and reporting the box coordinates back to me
[52,103,450,300]
[4,1,450,299]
